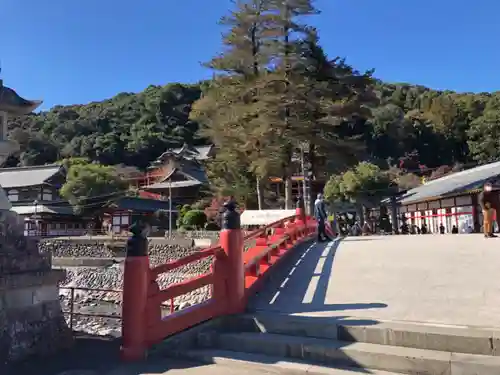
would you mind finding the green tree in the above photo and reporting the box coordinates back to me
[205,150,258,208]
[386,166,422,190]
[324,162,393,210]
[193,0,376,210]
[60,161,128,213]
[191,0,280,209]
[18,135,60,166]
[467,111,500,163]
[8,83,204,168]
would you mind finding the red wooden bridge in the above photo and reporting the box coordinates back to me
[120,201,319,361]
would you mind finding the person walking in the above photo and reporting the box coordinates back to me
[314,193,329,242]
[479,181,499,238]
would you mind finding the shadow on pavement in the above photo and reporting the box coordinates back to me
[2,333,210,375]
[342,237,385,242]
[241,239,389,373]
[249,239,388,315]
[2,333,122,375]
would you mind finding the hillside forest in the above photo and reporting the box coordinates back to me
[5,0,499,209]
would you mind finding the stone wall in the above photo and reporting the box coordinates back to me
[178,230,221,239]
[0,211,72,363]
[172,230,252,240]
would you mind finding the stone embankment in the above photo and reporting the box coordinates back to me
[178,230,221,240]
[40,239,214,337]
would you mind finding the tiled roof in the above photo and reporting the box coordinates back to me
[172,144,213,160]
[153,144,214,163]
[112,197,177,213]
[0,164,62,188]
[173,160,208,184]
[11,204,74,215]
[0,83,43,115]
[143,180,203,190]
[399,160,500,205]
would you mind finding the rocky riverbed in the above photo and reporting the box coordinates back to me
[40,240,214,337]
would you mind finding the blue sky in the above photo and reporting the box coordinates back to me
[2,0,499,110]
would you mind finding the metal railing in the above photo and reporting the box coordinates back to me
[59,286,123,331]
[27,229,120,239]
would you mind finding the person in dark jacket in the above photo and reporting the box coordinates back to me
[478,181,499,238]
[439,223,445,234]
[314,193,329,242]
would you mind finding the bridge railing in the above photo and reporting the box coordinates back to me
[243,215,316,294]
[120,201,317,361]
[146,245,225,344]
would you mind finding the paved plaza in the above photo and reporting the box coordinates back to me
[251,234,500,328]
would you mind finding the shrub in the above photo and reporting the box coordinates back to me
[176,204,192,228]
[182,210,207,229]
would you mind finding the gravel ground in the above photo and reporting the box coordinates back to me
[43,241,115,258]
[44,235,261,337]
[49,241,214,337]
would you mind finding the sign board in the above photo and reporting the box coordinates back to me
[240,209,296,226]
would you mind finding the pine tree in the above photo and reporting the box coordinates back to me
[253,0,320,208]
[191,0,279,208]
[258,20,377,206]
[193,0,377,209]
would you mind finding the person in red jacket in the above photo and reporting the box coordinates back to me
[478,181,499,238]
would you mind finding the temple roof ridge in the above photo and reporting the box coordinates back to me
[0,79,43,115]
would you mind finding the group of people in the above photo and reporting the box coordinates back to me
[401,222,463,235]
[313,180,500,240]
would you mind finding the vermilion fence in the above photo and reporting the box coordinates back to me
[120,204,317,361]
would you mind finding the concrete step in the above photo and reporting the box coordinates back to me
[230,313,500,356]
[213,331,500,375]
[182,349,402,375]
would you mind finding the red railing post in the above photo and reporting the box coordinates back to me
[218,200,245,314]
[121,225,150,362]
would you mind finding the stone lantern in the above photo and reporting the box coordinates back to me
[0,79,72,363]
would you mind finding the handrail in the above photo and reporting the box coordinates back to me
[60,286,122,293]
[242,218,315,294]
[59,286,123,332]
[150,246,221,278]
[120,209,317,361]
[150,216,297,278]
[242,214,297,241]
[243,220,308,266]
[151,273,214,306]
[244,236,288,269]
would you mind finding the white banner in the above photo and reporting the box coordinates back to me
[240,209,296,226]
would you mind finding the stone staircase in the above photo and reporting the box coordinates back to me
[154,312,500,374]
